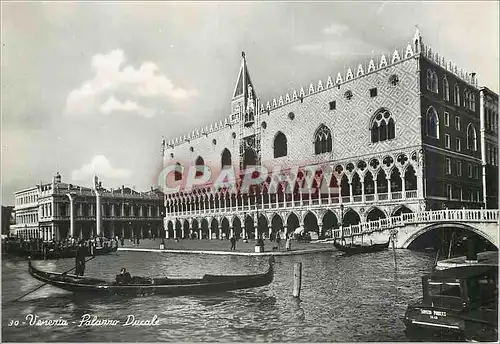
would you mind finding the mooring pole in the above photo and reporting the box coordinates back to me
[293,262,302,298]
[390,230,397,271]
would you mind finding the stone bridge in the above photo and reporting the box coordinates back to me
[332,209,499,249]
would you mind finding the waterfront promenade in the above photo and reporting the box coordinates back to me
[118,238,336,256]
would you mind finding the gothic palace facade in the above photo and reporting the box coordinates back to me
[161,28,498,240]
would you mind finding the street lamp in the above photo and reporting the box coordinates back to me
[340,204,344,240]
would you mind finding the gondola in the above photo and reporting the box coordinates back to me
[333,239,390,255]
[28,257,275,296]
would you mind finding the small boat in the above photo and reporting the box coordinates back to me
[28,257,275,296]
[403,265,498,341]
[333,239,389,255]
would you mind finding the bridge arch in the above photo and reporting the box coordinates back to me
[402,222,498,249]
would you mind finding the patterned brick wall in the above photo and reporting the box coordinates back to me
[259,57,422,169]
[163,124,240,175]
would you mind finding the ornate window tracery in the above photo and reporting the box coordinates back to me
[371,108,395,143]
[314,125,332,154]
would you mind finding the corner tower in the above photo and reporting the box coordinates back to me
[231,52,261,170]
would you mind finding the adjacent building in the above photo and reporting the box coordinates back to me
[479,87,499,209]
[10,173,165,241]
[160,27,496,241]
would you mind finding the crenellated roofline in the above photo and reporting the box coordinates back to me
[163,27,480,150]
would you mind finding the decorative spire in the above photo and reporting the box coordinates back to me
[232,51,256,108]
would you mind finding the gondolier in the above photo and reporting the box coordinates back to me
[75,242,87,276]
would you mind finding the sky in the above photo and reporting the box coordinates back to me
[2,1,499,205]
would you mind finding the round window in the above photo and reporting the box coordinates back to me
[262,121,267,129]
[288,112,295,120]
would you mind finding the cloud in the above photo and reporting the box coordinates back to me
[71,155,133,181]
[65,50,197,116]
[100,96,155,118]
[321,23,350,36]
[294,38,384,57]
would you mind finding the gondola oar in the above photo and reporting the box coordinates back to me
[6,255,95,303]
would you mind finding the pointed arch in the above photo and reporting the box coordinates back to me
[366,207,387,222]
[371,108,395,143]
[426,69,432,91]
[195,156,205,178]
[314,124,332,155]
[174,162,182,181]
[273,131,288,158]
[243,148,257,169]
[221,148,232,168]
[467,123,478,151]
[443,77,450,101]
[454,84,461,106]
[426,106,439,139]
[431,71,438,93]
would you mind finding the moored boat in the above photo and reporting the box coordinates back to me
[4,241,118,260]
[28,257,274,296]
[403,265,498,341]
[333,239,390,255]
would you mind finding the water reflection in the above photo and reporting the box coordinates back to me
[3,250,437,342]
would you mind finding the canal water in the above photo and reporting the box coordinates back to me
[2,250,435,342]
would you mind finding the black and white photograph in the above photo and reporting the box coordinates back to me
[1,1,499,342]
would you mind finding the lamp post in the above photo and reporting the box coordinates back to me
[340,204,344,241]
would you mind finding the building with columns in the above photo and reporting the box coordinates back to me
[10,173,165,241]
[160,28,493,241]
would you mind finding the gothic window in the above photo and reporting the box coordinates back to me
[273,132,288,158]
[371,108,395,143]
[314,125,332,154]
[454,84,460,106]
[443,77,450,101]
[464,89,470,109]
[470,93,476,111]
[467,124,478,151]
[195,156,204,178]
[174,162,182,181]
[221,149,232,168]
[431,71,438,93]
[426,106,439,139]
[426,70,432,91]
[245,110,255,126]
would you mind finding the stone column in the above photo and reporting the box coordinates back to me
[254,226,258,240]
[374,179,379,201]
[209,226,212,240]
[401,176,406,199]
[95,191,102,236]
[230,226,234,238]
[349,183,353,203]
[361,181,365,202]
[67,194,75,237]
[268,226,272,239]
[199,228,202,240]
[387,177,392,200]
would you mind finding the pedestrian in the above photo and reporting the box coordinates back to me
[75,241,86,276]
[276,234,282,251]
[120,237,124,247]
[137,237,140,246]
[230,236,236,251]
[286,236,292,251]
